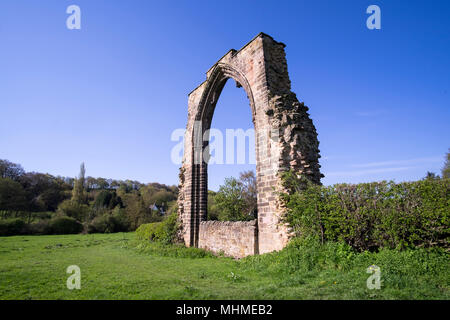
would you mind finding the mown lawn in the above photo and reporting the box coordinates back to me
[0,232,448,299]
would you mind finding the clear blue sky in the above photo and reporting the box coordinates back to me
[1,0,449,190]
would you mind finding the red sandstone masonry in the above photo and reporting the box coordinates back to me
[178,33,322,258]
[198,220,258,258]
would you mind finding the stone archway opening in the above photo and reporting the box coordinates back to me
[206,79,257,220]
[178,33,322,258]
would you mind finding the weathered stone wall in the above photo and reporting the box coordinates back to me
[198,220,258,258]
[178,33,322,257]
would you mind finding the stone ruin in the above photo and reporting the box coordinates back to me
[177,33,322,258]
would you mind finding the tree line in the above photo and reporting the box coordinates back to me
[0,158,259,236]
[3,148,446,236]
[0,160,178,235]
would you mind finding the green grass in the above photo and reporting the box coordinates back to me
[0,233,448,299]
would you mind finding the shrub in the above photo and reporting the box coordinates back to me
[242,237,357,274]
[27,220,51,235]
[93,190,122,210]
[241,237,448,287]
[281,172,450,251]
[32,212,53,220]
[111,206,130,231]
[213,177,256,221]
[136,222,159,240]
[134,241,214,259]
[88,214,116,233]
[57,200,90,222]
[0,218,26,236]
[49,216,83,234]
[88,207,130,233]
[136,213,178,244]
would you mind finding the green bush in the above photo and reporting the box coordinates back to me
[88,215,127,234]
[88,206,130,233]
[136,213,178,244]
[212,177,256,221]
[111,206,130,231]
[57,200,90,222]
[281,172,449,251]
[93,190,122,210]
[49,216,83,234]
[31,212,53,220]
[0,217,53,236]
[27,220,51,235]
[0,218,26,236]
[88,215,116,233]
[243,237,358,274]
[134,241,214,259]
[241,237,448,288]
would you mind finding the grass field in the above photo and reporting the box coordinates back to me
[0,232,448,300]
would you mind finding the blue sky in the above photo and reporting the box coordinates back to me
[0,0,449,190]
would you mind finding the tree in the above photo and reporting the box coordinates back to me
[149,190,176,211]
[110,180,120,189]
[86,176,96,190]
[57,199,89,222]
[96,177,109,189]
[64,177,75,187]
[139,184,177,212]
[57,163,89,222]
[139,184,157,207]
[72,163,87,204]
[18,172,70,212]
[239,171,257,218]
[424,171,440,180]
[38,188,67,212]
[118,182,131,194]
[214,177,248,221]
[0,178,28,212]
[442,149,450,179]
[93,190,121,209]
[0,159,24,181]
[207,190,220,220]
[210,171,258,221]
[121,192,158,230]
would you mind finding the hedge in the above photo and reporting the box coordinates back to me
[88,208,130,233]
[136,213,178,244]
[0,216,83,236]
[281,173,449,251]
[0,218,26,236]
[48,216,83,234]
